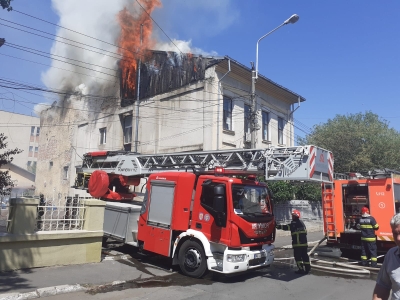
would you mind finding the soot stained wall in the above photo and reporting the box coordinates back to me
[121,51,220,106]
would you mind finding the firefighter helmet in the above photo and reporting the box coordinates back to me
[361,207,369,214]
[292,209,301,218]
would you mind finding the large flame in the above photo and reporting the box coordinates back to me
[118,0,161,97]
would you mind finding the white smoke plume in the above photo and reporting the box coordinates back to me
[41,0,223,99]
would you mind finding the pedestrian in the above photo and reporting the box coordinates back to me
[276,209,310,274]
[358,206,379,267]
[372,213,400,300]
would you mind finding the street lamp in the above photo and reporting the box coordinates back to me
[250,14,299,148]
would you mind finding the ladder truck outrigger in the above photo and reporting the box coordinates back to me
[74,145,333,278]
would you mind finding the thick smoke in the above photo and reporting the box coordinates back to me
[41,0,221,104]
[41,0,131,97]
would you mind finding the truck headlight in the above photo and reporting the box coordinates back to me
[227,254,246,262]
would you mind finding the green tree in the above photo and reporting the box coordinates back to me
[1,0,12,11]
[0,133,22,196]
[267,181,294,203]
[298,111,400,174]
[293,183,321,201]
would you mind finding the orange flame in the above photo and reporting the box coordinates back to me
[118,0,161,97]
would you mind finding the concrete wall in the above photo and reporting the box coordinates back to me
[0,110,40,171]
[0,197,105,272]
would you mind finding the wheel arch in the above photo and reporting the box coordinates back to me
[172,229,212,265]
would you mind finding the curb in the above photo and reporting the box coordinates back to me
[0,236,326,299]
[0,284,87,300]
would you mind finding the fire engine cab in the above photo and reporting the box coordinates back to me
[75,145,333,277]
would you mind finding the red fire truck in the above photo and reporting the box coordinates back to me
[323,169,400,254]
[75,145,333,277]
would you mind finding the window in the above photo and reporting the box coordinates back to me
[63,166,69,180]
[34,147,38,153]
[278,117,284,145]
[262,111,269,141]
[123,115,132,144]
[49,161,53,169]
[31,126,35,136]
[223,96,233,131]
[99,127,107,145]
[27,161,32,167]
[244,104,251,134]
[36,127,40,136]
[29,146,33,152]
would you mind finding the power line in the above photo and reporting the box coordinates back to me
[135,0,183,56]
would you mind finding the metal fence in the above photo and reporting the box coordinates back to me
[35,195,87,231]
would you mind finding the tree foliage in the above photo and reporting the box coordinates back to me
[266,181,321,203]
[1,0,12,11]
[293,183,321,201]
[0,133,22,196]
[267,181,294,203]
[298,111,400,174]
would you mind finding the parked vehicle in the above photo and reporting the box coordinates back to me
[323,169,400,254]
[75,145,333,277]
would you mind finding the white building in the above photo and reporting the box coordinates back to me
[0,110,39,197]
[36,53,305,197]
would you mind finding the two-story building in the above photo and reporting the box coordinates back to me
[35,52,305,197]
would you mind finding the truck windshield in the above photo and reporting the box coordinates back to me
[232,184,271,216]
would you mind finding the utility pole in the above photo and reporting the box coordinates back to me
[134,24,143,153]
[250,14,299,149]
[250,62,257,148]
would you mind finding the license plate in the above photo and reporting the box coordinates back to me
[351,245,361,249]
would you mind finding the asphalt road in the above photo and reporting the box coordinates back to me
[42,231,376,300]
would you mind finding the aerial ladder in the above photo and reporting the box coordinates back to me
[74,145,334,201]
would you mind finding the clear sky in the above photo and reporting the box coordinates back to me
[1,0,400,141]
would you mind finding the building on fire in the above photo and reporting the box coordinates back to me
[35,52,305,196]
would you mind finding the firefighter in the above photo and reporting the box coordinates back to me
[358,206,379,267]
[276,209,311,274]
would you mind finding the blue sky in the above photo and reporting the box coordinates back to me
[1,0,400,141]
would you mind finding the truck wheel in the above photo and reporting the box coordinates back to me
[178,240,207,278]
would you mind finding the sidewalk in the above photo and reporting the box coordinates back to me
[0,231,325,299]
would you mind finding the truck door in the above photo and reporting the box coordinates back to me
[194,180,230,245]
[139,180,175,257]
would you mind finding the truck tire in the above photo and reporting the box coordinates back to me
[178,239,207,278]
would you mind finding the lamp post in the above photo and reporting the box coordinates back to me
[250,14,299,148]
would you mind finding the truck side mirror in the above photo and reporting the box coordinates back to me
[213,185,225,213]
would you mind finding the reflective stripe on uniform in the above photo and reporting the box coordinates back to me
[360,225,373,229]
[371,257,378,261]
[291,230,307,235]
[361,237,376,242]
[373,224,379,229]
[303,262,310,265]
[361,256,368,260]
[293,243,308,247]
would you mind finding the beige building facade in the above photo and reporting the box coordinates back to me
[0,110,40,172]
[35,54,305,197]
[0,111,39,199]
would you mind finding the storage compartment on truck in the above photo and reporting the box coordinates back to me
[103,201,142,246]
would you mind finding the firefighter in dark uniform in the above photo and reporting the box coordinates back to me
[358,206,379,267]
[276,209,311,274]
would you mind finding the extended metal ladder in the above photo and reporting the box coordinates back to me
[77,145,334,183]
[322,182,337,241]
